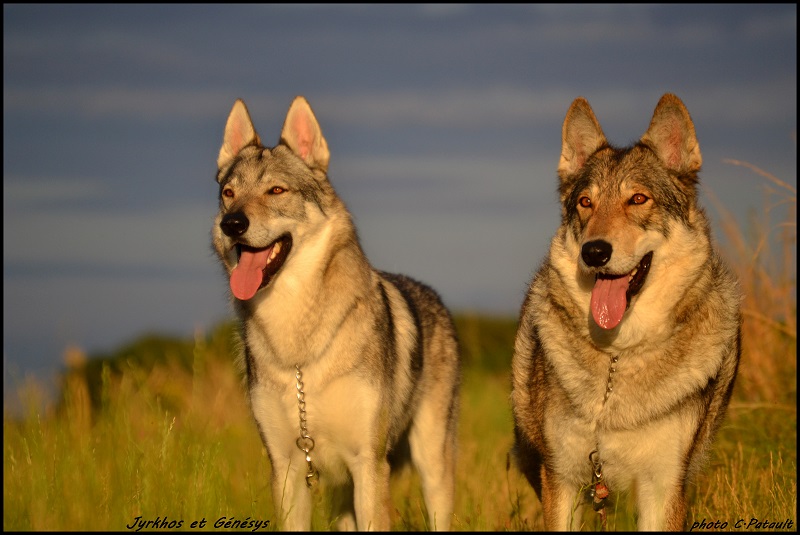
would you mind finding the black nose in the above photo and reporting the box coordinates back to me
[581,240,612,268]
[220,212,249,237]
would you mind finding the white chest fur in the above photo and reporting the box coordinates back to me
[249,360,382,484]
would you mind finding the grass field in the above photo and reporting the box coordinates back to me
[4,164,796,531]
[4,314,795,531]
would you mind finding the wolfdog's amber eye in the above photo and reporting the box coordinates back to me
[269,186,285,195]
[578,196,592,208]
[630,193,649,205]
[222,188,234,198]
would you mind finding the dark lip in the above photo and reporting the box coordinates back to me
[235,233,293,292]
[594,251,653,309]
[625,251,653,305]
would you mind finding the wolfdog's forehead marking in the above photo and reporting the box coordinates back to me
[581,146,666,190]
[218,146,296,188]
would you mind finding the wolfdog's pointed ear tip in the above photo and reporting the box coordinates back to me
[567,96,594,115]
[568,96,589,107]
[657,93,686,108]
[230,99,248,114]
[564,97,598,126]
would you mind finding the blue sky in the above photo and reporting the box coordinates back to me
[3,4,797,393]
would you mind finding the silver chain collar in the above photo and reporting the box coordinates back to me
[603,354,619,403]
[294,364,319,488]
[585,353,619,523]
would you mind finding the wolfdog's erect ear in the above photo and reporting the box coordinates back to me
[558,97,608,179]
[280,96,330,173]
[218,99,261,169]
[641,93,702,174]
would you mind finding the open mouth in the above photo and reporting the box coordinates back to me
[589,251,653,330]
[229,234,293,301]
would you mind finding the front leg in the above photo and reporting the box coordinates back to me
[350,456,391,531]
[270,453,313,531]
[635,472,687,531]
[631,415,696,531]
[541,465,583,531]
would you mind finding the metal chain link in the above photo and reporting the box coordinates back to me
[586,353,618,527]
[603,355,619,403]
[295,364,319,487]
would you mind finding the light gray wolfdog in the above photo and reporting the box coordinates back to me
[212,97,460,531]
[511,94,741,530]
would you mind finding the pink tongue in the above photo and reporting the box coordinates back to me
[230,247,271,301]
[590,276,629,330]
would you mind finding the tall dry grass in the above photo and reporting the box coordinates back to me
[709,160,796,403]
[4,329,273,531]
